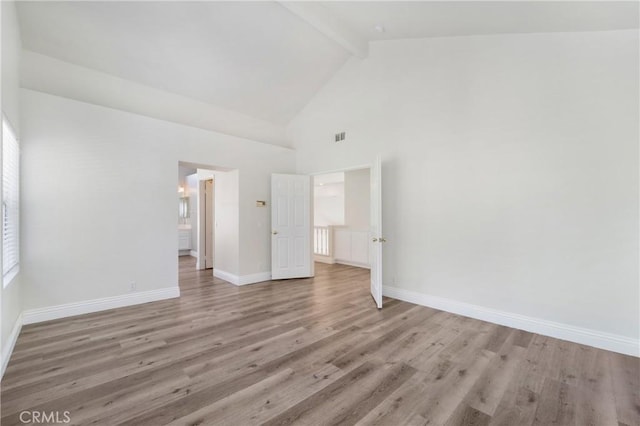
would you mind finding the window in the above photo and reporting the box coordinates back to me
[3,116,19,286]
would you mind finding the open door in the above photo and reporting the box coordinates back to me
[196,178,214,270]
[370,156,383,308]
[271,174,313,280]
[204,179,214,269]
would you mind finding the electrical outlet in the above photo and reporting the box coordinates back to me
[129,281,137,292]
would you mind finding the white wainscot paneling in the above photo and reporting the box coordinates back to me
[334,228,370,268]
[333,229,351,260]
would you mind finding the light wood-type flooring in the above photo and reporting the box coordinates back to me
[1,257,638,425]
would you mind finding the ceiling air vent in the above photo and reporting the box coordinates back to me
[334,132,346,142]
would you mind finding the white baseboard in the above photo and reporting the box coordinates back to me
[314,255,335,264]
[335,259,371,270]
[238,272,272,285]
[1,313,23,378]
[189,250,198,258]
[213,269,238,284]
[23,287,181,325]
[383,285,639,357]
[214,269,272,286]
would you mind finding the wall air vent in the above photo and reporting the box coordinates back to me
[334,132,346,142]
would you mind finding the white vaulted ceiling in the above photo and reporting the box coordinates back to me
[15,1,639,144]
[16,1,350,125]
[321,1,639,41]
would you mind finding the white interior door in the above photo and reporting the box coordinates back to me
[204,179,214,269]
[271,174,313,280]
[197,180,206,270]
[370,156,383,308]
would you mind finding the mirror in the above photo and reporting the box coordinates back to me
[179,196,190,220]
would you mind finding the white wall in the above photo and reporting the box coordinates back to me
[213,170,240,275]
[314,182,344,226]
[21,89,295,310]
[196,168,216,181]
[344,168,370,231]
[1,0,23,370]
[238,167,278,275]
[2,3,20,126]
[289,30,639,347]
[178,166,195,193]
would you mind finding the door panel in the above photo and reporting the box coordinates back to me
[271,174,313,280]
[277,239,288,268]
[204,179,214,269]
[370,157,383,308]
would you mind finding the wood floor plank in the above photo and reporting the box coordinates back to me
[325,362,417,425]
[261,361,416,426]
[483,325,513,353]
[531,378,578,426]
[354,371,431,426]
[609,352,640,426]
[168,364,344,426]
[113,325,366,425]
[445,404,492,426]
[489,385,539,426]
[1,256,635,426]
[416,349,495,425]
[465,336,527,416]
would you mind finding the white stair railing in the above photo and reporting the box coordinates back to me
[314,226,332,257]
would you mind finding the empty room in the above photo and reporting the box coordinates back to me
[0,1,638,425]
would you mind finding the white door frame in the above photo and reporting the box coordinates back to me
[310,161,383,308]
[196,180,206,270]
[309,164,372,177]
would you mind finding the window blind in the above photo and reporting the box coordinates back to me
[3,116,19,285]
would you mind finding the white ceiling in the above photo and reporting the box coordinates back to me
[16,1,638,131]
[314,172,345,186]
[322,1,639,41]
[16,1,349,125]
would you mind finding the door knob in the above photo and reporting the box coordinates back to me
[380,237,387,243]
[272,230,278,235]
[372,238,378,242]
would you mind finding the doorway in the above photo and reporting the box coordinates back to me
[269,160,383,308]
[309,158,383,309]
[177,161,231,275]
[178,164,197,266]
[312,168,371,269]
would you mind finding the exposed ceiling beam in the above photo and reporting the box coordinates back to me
[278,2,368,59]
